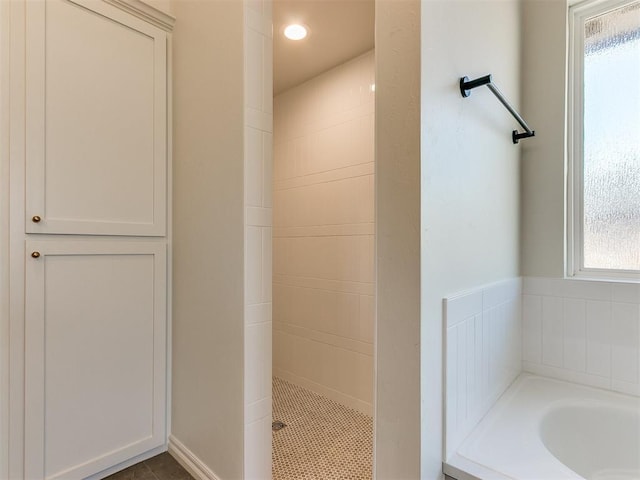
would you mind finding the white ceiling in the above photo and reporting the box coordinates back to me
[273,0,375,95]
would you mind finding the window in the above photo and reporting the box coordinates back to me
[568,0,640,280]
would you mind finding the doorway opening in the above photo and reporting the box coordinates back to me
[271,1,375,478]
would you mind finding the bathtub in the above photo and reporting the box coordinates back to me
[443,374,640,480]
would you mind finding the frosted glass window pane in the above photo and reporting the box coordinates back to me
[583,2,640,271]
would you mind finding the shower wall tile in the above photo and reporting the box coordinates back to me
[244,1,273,478]
[444,278,522,459]
[274,283,371,342]
[273,50,375,415]
[244,415,271,480]
[523,277,640,397]
[273,236,374,284]
[274,169,374,228]
[245,321,272,406]
[273,328,374,415]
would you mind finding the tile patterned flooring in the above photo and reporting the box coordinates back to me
[105,453,193,480]
[108,378,373,480]
[272,377,373,480]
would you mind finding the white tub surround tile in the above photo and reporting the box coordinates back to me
[444,278,522,459]
[585,300,612,378]
[542,296,564,368]
[562,298,587,372]
[523,277,640,397]
[611,303,640,385]
[522,294,543,364]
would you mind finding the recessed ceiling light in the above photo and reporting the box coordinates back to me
[284,24,308,41]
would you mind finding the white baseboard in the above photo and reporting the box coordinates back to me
[168,435,222,480]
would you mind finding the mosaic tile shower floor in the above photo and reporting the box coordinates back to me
[272,377,373,480]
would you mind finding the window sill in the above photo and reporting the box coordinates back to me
[566,271,640,284]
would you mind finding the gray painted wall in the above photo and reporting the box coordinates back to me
[520,0,568,277]
[171,2,245,478]
[375,1,422,478]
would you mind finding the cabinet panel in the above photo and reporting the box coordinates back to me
[24,240,167,479]
[26,0,167,236]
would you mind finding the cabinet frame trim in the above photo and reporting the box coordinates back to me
[24,240,167,480]
[103,0,175,32]
[25,0,168,237]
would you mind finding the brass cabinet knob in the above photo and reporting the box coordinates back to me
[32,215,41,223]
[31,251,40,258]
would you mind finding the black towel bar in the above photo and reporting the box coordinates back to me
[460,74,535,144]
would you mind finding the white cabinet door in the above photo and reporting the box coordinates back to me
[25,0,167,236]
[24,240,167,480]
